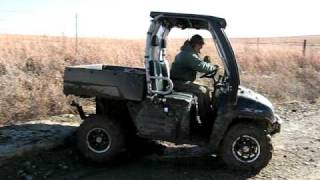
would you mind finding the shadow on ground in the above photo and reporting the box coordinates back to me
[53,144,260,180]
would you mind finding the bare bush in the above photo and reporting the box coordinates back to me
[0,63,6,76]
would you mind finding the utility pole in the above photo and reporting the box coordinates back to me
[61,32,66,52]
[75,13,78,55]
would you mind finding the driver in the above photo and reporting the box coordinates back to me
[170,34,218,122]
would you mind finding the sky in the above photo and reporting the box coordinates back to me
[0,0,319,38]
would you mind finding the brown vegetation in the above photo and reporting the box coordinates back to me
[0,34,319,123]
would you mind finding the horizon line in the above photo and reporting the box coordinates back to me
[0,33,319,39]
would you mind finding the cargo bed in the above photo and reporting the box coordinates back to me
[63,64,146,101]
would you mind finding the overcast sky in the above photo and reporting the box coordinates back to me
[0,0,319,38]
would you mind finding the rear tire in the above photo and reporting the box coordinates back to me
[77,115,125,163]
[219,123,273,171]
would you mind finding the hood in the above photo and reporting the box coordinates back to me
[238,86,274,110]
[236,86,275,122]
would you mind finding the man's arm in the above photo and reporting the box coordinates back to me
[187,54,216,73]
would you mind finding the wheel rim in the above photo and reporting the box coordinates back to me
[232,135,261,163]
[86,128,111,153]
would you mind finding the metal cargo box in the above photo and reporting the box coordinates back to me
[63,64,146,101]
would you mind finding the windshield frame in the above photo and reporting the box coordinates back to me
[208,22,240,104]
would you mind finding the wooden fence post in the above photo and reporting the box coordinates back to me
[303,39,307,56]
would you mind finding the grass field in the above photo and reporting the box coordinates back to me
[0,34,319,123]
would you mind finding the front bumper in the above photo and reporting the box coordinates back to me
[269,114,283,135]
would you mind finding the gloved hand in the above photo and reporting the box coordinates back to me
[211,64,219,73]
[213,64,219,70]
[204,55,211,63]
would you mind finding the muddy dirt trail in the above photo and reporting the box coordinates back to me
[0,103,319,180]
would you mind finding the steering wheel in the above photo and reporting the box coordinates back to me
[200,65,219,78]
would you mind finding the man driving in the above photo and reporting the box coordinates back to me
[170,34,218,122]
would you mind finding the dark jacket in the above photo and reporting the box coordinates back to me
[170,43,215,82]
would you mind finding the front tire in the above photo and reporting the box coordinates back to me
[219,123,273,171]
[77,115,125,163]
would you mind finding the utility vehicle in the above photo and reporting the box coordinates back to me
[63,11,282,170]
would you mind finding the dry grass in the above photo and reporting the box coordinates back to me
[0,34,319,123]
[231,36,320,102]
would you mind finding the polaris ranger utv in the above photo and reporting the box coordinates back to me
[63,11,281,170]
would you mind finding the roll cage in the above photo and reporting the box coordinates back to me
[145,11,240,104]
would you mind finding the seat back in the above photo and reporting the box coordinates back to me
[149,60,171,94]
[146,35,173,95]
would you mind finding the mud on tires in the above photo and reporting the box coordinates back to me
[219,123,273,171]
[77,115,125,163]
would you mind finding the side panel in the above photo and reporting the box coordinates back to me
[209,93,235,153]
[128,100,177,142]
[127,93,194,142]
